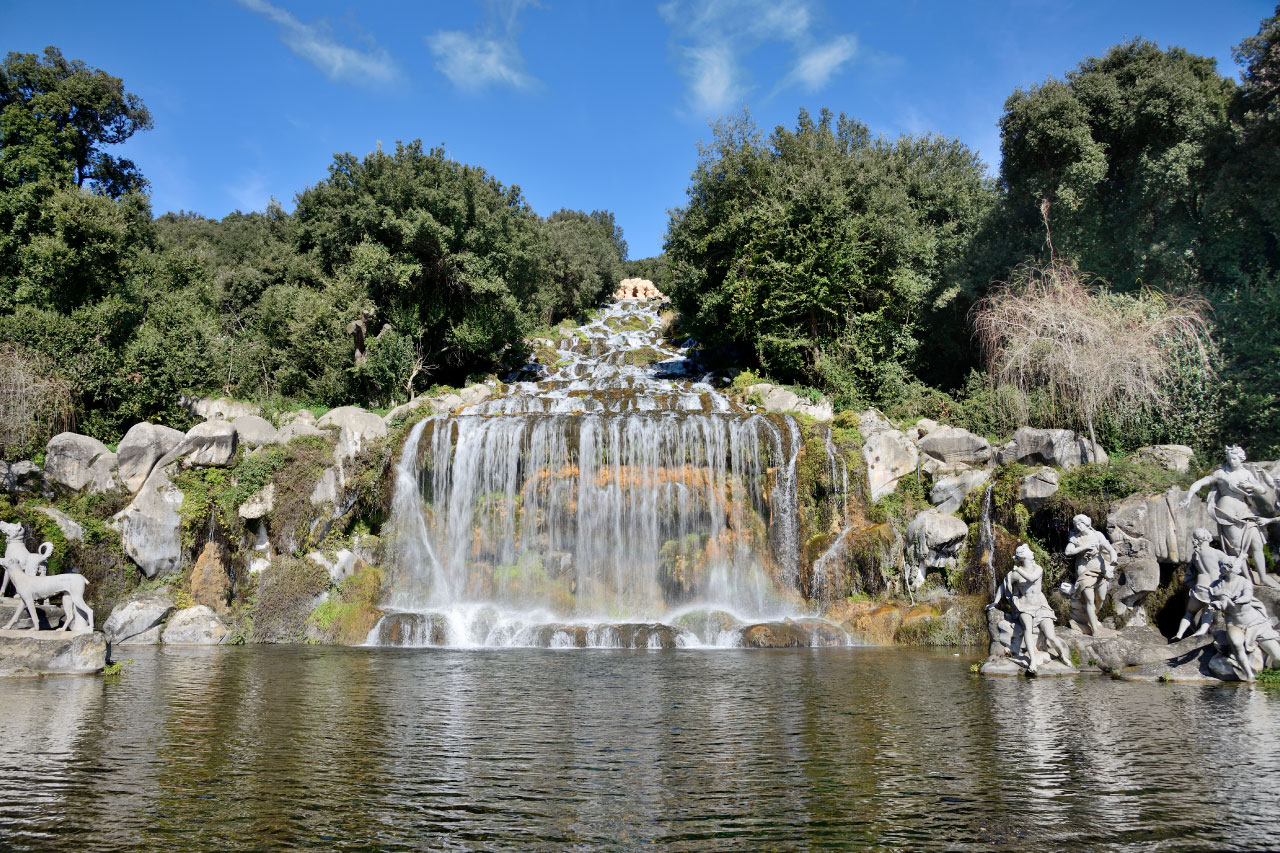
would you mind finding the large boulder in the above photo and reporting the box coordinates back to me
[116,422,185,492]
[111,467,184,578]
[278,419,326,443]
[231,415,280,447]
[857,409,893,436]
[744,384,834,421]
[103,590,175,644]
[237,482,275,520]
[1131,444,1195,473]
[1017,467,1060,511]
[44,433,119,493]
[1106,487,1214,566]
[996,427,1107,469]
[457,384,492,407]
[176,420,237,467]
[318,406,387,461]
[862,430,918,502]
[905,509,969,587]
[181,395,262,421]
[0,631,107,675]
[917,426,992,468]
[161,606,230,645]
[190,541,231,613]
[0,460,52,498]
[32,506,84,542]
[930,469,990,515]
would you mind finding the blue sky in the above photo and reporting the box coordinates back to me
[3,0,1274,258]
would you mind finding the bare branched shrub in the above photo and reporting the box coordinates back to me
[971,261,1214,446]
[0,344,74,459]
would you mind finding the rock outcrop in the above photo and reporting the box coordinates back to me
[44,433,119,494]
[1131,444,1195,473]
[318,406,387,462]
[863,430,918,502]
[103,590,175,644]
[111,467,184,577]
[1017,467,1060,510]
[230,415,280,447]
[161,606,230,644]
[177,420,238,467]
[190,542,231,613]
[0,630,107,675]
[116,422,185,492]
[917,426,992,469]
[181,395,262,421]
[996,427,1107,469]
[33,506,84,541]
[743,383,833,422]
[930,469,989,515]
[905,509,969,587]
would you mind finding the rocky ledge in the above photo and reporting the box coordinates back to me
[0,629,107,676]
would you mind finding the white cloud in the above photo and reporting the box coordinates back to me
[426,0,539,92]
[228,172,269,213]
[660,0,858,115]
[237,0,399,87]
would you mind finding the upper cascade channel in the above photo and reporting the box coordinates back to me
[370,297,852,648]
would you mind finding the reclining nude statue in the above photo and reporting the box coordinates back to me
[987,544,1073,675]
[1210,550,1280,682]
[1182,444,1279,589]
[1063,514,1116,635]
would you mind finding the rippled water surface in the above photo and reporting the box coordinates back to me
[2,646,1278,850]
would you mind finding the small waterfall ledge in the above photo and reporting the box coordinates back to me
[369,299,854,648]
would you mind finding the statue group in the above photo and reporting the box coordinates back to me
[0,519,93,632]
[987,445,1280,682]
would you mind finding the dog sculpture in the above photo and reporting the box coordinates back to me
[1,561,93,632]
[0,520,51,598]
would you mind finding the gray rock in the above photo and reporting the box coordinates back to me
[44,433,119,493]
[1017,467,1060,510]
[857,409,893,436]
[918,426,992,468]
[996,426,1107,469]
[161,606,230,645]
[176,420,237,467]
[278,419,327,443]
[979,656,1077,677]
[277,409,317,426]
[0,460,52,497]
[905,509,969,587]
[432,393,465,414]
[1062,625,1213,673]
[231,415,280,447]
[103,591,175,644]
[457,384,492,407]
[181,395,262,421]
[32,507,83,542]
[308,548,359,584]
[1106,487,1214,565]
[0,630,107,675]
[112,467,184,577]
[862,429,919,502]
[384,396,432,425]
[929,469,990,515]
[318,406,387,461]
[117,422,185,493]
[1131,444,1195,473]
[237,482,275,520]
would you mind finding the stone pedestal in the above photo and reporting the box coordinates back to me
[0,628,108,676]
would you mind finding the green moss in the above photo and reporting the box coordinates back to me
[623,346,666,367]
[1257,669,1280,684]
[251,557,330,643]
[1070,647,1082,668]
[306,565,386,645]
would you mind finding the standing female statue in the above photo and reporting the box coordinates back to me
[988,544,1073,674]
[1063,514,1116,635]
[1182,445,1279,588]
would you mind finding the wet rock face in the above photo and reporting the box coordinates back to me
[116,422,185,492]
[45,432,119,494]
[190,542,232,614]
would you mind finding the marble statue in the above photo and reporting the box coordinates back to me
[1183,444,1280,588]
[1063,514,1117,635]
[1209,550,1280,681]
[987,544,1072,674]
[1171,528,1229,641]
[0,520,93,632]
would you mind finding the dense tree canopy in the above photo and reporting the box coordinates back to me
[665,108,994,405]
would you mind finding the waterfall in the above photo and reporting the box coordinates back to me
[371,298,844,647]
[979,484,996,598]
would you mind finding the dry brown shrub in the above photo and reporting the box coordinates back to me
[971,261,1213,446]
[0,344,74,459]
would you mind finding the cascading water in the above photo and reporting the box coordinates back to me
[370,297,851,648]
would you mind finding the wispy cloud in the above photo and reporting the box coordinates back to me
[426,0,539,92]
[660,0,859,115]
[237,0,399,87]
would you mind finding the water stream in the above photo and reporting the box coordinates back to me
[371,299,848,648]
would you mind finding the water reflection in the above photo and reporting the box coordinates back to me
[0,646,1278,850]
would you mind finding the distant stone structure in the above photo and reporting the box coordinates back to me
[613,278,664,300]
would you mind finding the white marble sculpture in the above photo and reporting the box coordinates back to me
[1209,550,1280,681]
[987,543,1073,674]
[1183,444,1280,588]
[1171,528,1228,641]
[1063,514,1117,635]
[0,520,93,632]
